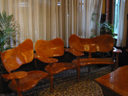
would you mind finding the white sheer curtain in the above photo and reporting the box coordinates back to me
[116,0,128,47]
[0,0,103,48]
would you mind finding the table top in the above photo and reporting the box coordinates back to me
[95,65,128,96]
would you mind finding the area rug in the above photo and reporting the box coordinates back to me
[1,65,111,96]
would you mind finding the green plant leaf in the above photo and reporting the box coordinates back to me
[0,11,20,52]
[7,15,13,21]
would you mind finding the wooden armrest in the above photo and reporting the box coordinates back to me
[34,53,58,63]
[112,47,122,53]
[1,71,27,80]
[65,48,84,56]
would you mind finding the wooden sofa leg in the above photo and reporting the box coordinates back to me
[111,64,114,71]
[49,75,54,92]
[15,79,22,96]
[115,53,119,69]
[17,92,22,96]
[34,59,37,69]
[48,63,54,92]
[76,66,80,82]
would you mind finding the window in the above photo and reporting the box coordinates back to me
[114,0,120,38]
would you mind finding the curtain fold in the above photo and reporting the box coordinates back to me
[0,0,103,48]
[116,0,128,47]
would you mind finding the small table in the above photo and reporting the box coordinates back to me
[95,65,128,96]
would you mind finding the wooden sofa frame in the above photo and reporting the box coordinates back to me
[66,34,122,81]
[0,39,48,96]
[34,38,76,92]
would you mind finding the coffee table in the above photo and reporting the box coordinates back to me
[95,65,128,96]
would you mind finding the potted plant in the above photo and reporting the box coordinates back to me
[0,11,20,73]
[0,11,20,52]
[91,13,115,37]
[98,21,115,37]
